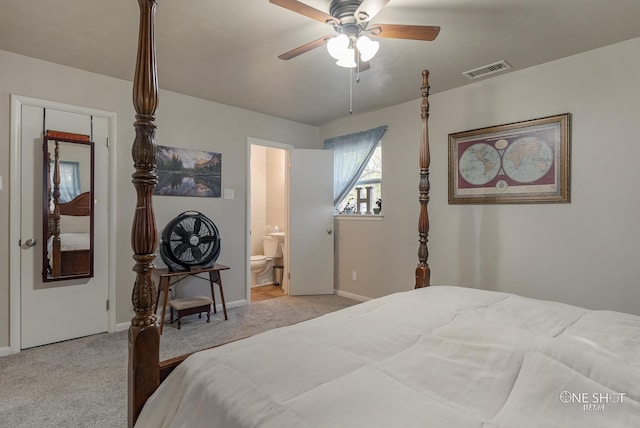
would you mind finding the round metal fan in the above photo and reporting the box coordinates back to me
[160,211,221,272]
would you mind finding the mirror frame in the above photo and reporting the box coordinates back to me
[42,131,95,282]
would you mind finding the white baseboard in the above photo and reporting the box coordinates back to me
[0,346,12,357]
[224,299,248,309]
[114,322,130,332]
[335,289,371,302]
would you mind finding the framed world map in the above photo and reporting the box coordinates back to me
[448,113,570,204]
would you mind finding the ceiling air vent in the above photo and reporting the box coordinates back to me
[462,60,512,79]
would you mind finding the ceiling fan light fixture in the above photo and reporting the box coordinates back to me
[327,34,350,60]
[271,0,441,69]
[356,35,379,62]
[336,48,357,68]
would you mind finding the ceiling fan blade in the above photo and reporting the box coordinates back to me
[269,0,336,24]
[370,24,440,41]
[355,0,391,23]
[278,36,333,60]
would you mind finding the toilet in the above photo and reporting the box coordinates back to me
[250,236,283,287]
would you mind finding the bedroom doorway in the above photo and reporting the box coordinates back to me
[9,96,114,350]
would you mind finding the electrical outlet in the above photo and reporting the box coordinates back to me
[352,271,357,281]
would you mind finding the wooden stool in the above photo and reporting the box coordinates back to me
[168,295,213,329]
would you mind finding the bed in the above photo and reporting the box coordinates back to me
[46,133,93,278]
[126,2,639,427]
[137,286,640,427]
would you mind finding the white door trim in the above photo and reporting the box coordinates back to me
[246,137,293,302]
[9,95,117,353]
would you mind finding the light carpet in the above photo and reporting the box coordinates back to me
[0,294,358,428]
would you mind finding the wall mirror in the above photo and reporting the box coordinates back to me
[42,131,95,282]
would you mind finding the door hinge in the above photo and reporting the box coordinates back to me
[18,239,21,247]
[106,137,109,149]
[106,300,110,311]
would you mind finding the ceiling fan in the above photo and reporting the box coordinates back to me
[270,0,440,69]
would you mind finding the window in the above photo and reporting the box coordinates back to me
[323,125,387,215]
[336,144,381,214]
[50,160,81,203]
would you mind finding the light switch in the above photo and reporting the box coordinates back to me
[224,188,235,200]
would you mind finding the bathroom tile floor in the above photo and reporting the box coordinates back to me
[251,284,285,302]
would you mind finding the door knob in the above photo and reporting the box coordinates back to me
[327,229,333,235]
[24,238,37,248]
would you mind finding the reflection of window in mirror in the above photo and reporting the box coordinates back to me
[49,160,80,203]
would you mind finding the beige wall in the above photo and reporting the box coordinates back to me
[250,145,267,256]
[0,49,319,350]
[321,37,640,316]
[3,36,640,351]
[250,146,286,257]
[265,148,286,234]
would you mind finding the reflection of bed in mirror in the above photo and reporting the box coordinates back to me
[48,191,92,276]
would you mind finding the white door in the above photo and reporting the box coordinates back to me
[19,105,109,349]
[289,149,334,295]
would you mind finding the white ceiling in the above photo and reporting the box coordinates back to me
[1,0,640,126]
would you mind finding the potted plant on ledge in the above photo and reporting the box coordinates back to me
[373,198,382,215]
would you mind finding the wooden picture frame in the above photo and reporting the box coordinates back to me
[448,113,570,204]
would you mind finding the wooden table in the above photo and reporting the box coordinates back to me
[155,264,229,334]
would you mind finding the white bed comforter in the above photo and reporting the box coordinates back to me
[47,233,90,254]
[136,286,640,427]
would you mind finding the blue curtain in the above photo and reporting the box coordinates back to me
[323,125,387,207]
[50,160,81,203]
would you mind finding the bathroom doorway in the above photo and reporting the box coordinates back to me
[247,138,335,303]
[248,139,290,302]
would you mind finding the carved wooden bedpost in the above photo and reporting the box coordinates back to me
[415,70,431,289]
[128,0,160,426]
[52,142,62,277]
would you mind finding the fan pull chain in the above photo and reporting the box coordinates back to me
[348,63,363,115]
[349,68,353,115]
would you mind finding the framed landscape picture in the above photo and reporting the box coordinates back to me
[448,113,570,204]
[154,145,222,197]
